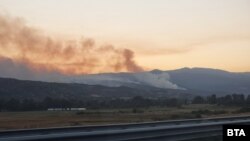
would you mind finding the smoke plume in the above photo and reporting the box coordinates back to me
[72,71,181,89]
[0,13,144,75]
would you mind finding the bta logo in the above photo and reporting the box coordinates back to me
[227,129,246,136]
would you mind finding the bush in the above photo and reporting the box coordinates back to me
[132,108,144,113]
[191,109,227,115]
[170,113,201,120]
[233,107,250,113]
[76,111,85,115]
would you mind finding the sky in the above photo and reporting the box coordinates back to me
[0,0,250,73]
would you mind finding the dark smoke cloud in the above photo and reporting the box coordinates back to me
[0,13,144,75]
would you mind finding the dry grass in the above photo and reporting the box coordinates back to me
[0,104,249,131]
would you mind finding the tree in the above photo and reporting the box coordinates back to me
[217,95,233,106]
[232,94,245,106]
[5,98,21,111]
[21,99,38,111]
[246,95,250,105]
[192,96,205,104]
[0,99,5,111]
[207,94,217,104]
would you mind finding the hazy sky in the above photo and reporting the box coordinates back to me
[0,0,250,72]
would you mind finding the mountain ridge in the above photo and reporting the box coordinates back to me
[0,77,191,100]
[0,67,249,98]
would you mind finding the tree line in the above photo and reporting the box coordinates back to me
[1,94,250,112]
[0,96,182,111]
[192,94,250,106]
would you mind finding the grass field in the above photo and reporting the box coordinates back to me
[0,104,249,130]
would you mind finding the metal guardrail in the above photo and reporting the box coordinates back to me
[1,115,250,141]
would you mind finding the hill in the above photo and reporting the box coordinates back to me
[0,77,190,100]
[166,67,250,94]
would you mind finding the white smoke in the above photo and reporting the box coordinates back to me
[132,72,179,89]
[74,71,182,89]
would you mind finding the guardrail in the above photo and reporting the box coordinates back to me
[1,115,250,141]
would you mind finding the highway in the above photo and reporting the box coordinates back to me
[1,115,250,141]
